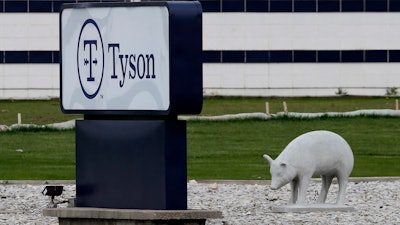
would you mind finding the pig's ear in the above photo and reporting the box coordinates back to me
[263,154,274,165]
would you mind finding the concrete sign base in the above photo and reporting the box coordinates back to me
[272,204,355,213]
[43,208,223,225]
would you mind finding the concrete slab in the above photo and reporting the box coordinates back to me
[272,204,355,213]
[43,208,223,220]
[43,207,223,225]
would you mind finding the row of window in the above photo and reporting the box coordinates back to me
[201,0,400,13]
[0,0,128,13]
[1,50,400,64]
[204,50,400,63]
[0,51,60,63]
[1,0,400,13]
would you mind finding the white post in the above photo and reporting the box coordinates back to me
[283,101,288,113]
[17,113,22,125]
[265,102,270,115]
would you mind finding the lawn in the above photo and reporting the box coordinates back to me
[0,99,79,126]
[1,96,399,125]
[0,97,399,180]
[0,130,75,180]
[187,117,400,180]
[201,96,399,115]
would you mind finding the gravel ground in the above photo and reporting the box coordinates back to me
[0,179,398,225]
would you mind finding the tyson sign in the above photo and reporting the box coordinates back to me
[60,2,202,115]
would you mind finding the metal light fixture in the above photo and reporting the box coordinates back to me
[42,186,64,208]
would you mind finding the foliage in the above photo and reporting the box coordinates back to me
[335,88,348,96]
[385,87,398,96]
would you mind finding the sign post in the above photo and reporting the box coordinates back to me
[59,1,203,210]
[44,2,223,224]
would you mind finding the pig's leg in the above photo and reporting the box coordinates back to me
[296,176,310,204]
[336,175,348,205]
[317,175,333,204]
[289,180,298,204]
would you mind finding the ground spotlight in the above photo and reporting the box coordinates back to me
[42,186,63,208]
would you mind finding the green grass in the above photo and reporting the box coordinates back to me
[0,96,398,125]
[201,96,399,115]
[0,99,80,126]
[187,117,400,180]
[0,97,400,180]
[0,130,75,180]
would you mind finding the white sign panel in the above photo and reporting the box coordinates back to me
[61,6,170,111]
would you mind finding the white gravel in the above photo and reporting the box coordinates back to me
[0,179,399,225]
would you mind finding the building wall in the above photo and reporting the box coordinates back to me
[0,12,59,99]
[1,0,400,99]
[202,12,400,96]
[0,0,127,99]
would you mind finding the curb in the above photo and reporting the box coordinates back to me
[0,177,399,185]
[197,176,400,185]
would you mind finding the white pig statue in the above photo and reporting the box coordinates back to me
[263,130,354,205]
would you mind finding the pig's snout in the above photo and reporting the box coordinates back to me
[270,180,279,190]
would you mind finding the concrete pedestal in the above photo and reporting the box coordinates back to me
[272,204,355,213]
[43,208,223,225]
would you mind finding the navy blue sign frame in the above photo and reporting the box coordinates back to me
[60,1,203,116]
